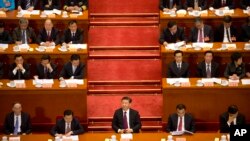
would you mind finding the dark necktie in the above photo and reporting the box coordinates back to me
[226,28,231,42]
[222,0,226,7]
[44,67,48,79]
[206,64,211,78]
[14,116,19,135]
[65,123,71,134]
[169,0,173,9]
[26,0,31,9]
[123,111,128,129]
[47,31,51,41]
[17,70,21,79]
[22,30,26,44]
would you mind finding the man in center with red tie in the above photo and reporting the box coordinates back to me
[166,104,195,133]
[112,96,142,133]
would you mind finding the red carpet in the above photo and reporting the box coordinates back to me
[89,0,159,15]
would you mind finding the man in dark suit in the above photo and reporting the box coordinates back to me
[112,96,141,133]
[160,0,181,12]
[215,16,237,42]
[168,50,189,78]
[167,104,195,133]
[17,0,37,11]
[0,21,12,44]
[220,105,246,133]
[35,55,57,79]
[241,16,250,42]
[240,0,250,9]
[41,0,61,10]
[50,109,84,137]
[184,0,207,11]
[0,62,3,79]
[37,19,60,46]
[3,102,32,135]
[197,51,219,78]
[209,0,235,10]
[64,0,88,12]
[12,18,37,45]
[189,17,214,43]
[159,21,186,46]
[59,54,84,80]
[9,54,30,80]
[61,20,83,46]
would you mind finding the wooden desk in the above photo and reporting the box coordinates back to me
[162,78,250,131]
[161,42,250,77]
[0,44,88,78]
[0,79,87,131]
[0,133,224,141]
[160,9,248,36]
[0,10,89,43]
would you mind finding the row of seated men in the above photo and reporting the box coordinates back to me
[160,0,250,12]
[160,16,250,44]
[0,0,88,12]
[0,18,84,46]
[2,97,246,136]
[1,0,250,12]
[0,54,85,80]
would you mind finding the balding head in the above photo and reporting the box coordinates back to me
[44,19,53,31]
[12,102,22,115]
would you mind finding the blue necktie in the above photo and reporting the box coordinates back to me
[169,0,173,9]
[14,116,19,135]
[26,0,31,9]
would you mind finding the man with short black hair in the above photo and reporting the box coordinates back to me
[167,104,195,133]
[112,96,141,133]
[50,109,84,137]
[189,17,214,43]
[215,15,237,42]
[184,0,207,11]
[3,102,32,135]
[160,0,181,12]
[9,54,30,80]
[197,51,219,78]
[59,54,84,80]
[61,20,83,46]
[159,21,186,46]
[17,0,37,11]
[209,0,235,10]
[35,54,57,79]
[219,105,246,133]
[168,50,189,78]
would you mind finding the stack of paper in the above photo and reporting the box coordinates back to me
[20,10,40,15]
[192,43,213,48]
[68,44,87,49]
[121,133,133,140]
[166,78,190,85]
[33,79,54,85]
[0,44,8,50]
[61,135,79,141]
[241,79,250,85]
[44,9,62,15]
[65,79,84,85]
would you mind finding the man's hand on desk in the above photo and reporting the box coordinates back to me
[204,36,210,42]
[163,42,168,46]
[65,131,73,137]
[187,7,193,11]
[246,72,250,77]
[229,74,239,80]
[27,7,34,12]
[125,129,133,133]
[163,8,170,12]
[231,36,236,42]
[55,133,63,138]
[16,41,22,45]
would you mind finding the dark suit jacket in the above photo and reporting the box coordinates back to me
[159,26,186,44]
[0,30,12,44]
[166,113,195,133]
[189,25,214,42]
[240,0,250,9]
[160,0,181,10]
[59,62,84,79]
[224,62,246,79]
[36,63,57,79]
[17,0,37,9]
[197,61,220,77]
[41,0,61,10]
[3,112,32,135]
[64,0,88,9]
[12,27,37,44]
[0,62,3,79]
[112,108,141,133]
[9,63,30,80]
[61,29,83,44]
[168,61,189,78]
[210,0,235,9]
[184,0,207,10]
[37,27,60,45]
[50,118,84,136]
[241,24,250,42]
[219,112,246,133]
[215,24,238,42]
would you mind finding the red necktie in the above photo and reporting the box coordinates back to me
[178,117,183,131]
[198,29,203,42]
[222,0,226,7]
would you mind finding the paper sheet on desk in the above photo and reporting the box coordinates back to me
[201,78,221,84]
[241,79,250,85]
[20,10,40,15]
[192,43,213,48]
[0,44,8,50]
[18,44,30,49]
[166,41,185,50]
[166,78,190,85]
[68,44,87,49]
[14,80,25,84]
[65,79,84,85]
[228,79,240,83]
[121,133,133,139]
[32,79,54,85]
[188,10,208,16]
[171,130,193,136]
[60,135,79,141]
